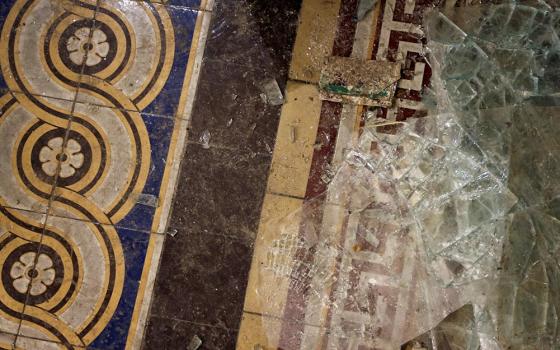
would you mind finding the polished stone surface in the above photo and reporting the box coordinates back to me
[144,316,237,349]
[143,0,302,348]
[168,144,271,239]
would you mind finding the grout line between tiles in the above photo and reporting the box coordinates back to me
[0,202,257,242]
[8,72,387,127]
[0,326,122,350]
[242,310,325,330]
[0,327,87,349]
[148,315,237,332]
[8,90,185,121]
[5,65,325,131]
[266,191,306,201]
[126,0,214,12]
[13,2,102,346]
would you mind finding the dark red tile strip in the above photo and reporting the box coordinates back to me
[279,0,360,348]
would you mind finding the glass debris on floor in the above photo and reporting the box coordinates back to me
[262,79,285,106]
[200,129,212,149]
[257,2,560,349]
[187,335,203,350]
[357,0,378,21]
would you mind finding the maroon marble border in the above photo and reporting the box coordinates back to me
[279,0,360,348]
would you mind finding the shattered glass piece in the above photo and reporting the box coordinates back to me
[186,335,202,350]
[357,0,378,21]
[134,193,159,208]
[199,130,210,149]
[256,3,560,349]
[262,79,284,106]
[423,10,467,44]
[419,5,560,348]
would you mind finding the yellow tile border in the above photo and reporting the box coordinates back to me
[267,82,322,198]
[289,0,342,83]
[124,1,214,349]
[237,312,324,350]
[242,193,304,317]
[236,312,284,350]
[237,83,325,350]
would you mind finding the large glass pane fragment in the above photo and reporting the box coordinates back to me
[257,2,560,349]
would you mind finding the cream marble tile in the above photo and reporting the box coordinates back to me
[267,82,322,198]
[236,313,282,350]
[289,0,342,83]
[243,193,303,318]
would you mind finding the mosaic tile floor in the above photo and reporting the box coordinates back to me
[0,0,444,348]
[0,0,212,348]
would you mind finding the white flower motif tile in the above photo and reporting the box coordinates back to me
[67,27,111,67]
[0,0,212,348]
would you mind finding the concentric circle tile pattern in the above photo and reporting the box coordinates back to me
[0,0,211,348]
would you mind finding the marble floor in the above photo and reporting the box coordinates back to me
[0,0,437,348]
[235,0,433,348]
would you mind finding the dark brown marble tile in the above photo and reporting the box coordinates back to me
[143,316,237,350]
[143,0,303,347]
[204,0,301,75]
[188,60,282,155]
[148,230,253,330]
[244,0,302,72]
[168,143,271,240]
